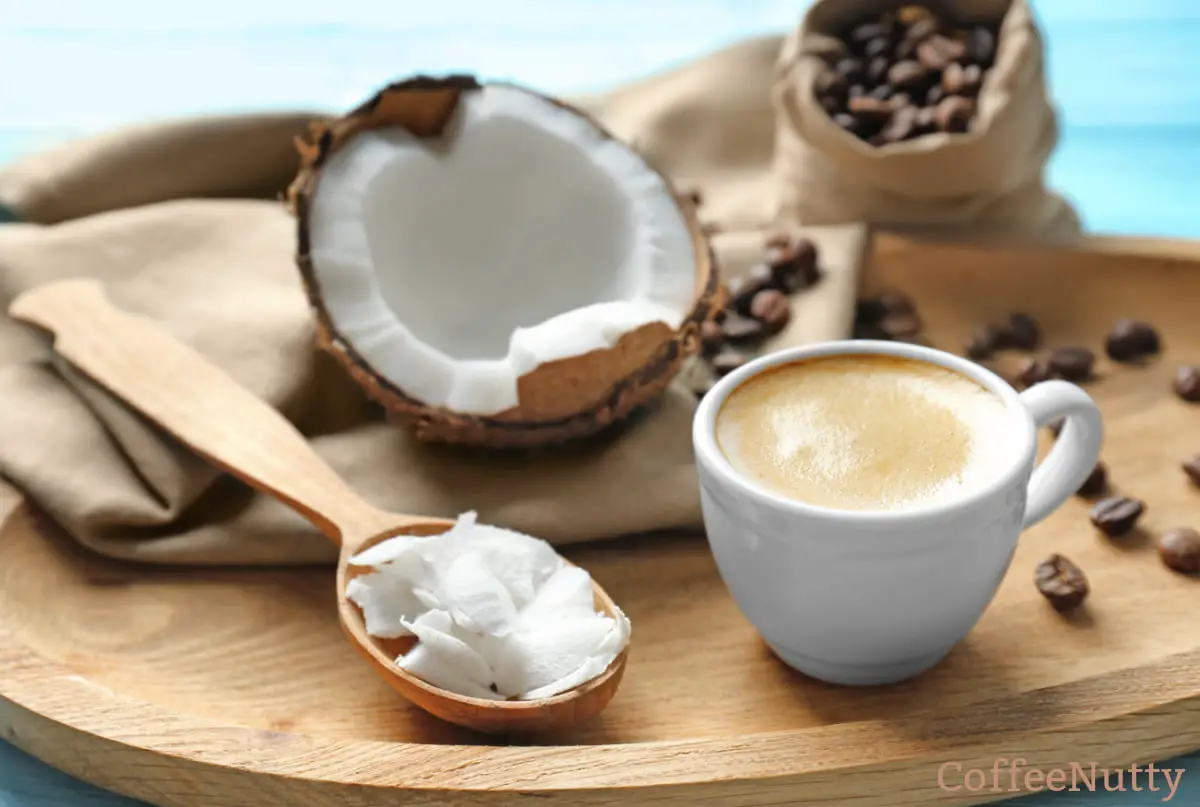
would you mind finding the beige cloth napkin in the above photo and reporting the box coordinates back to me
[0,35,867,565]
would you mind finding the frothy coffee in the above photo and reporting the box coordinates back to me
[715,355,1017,512]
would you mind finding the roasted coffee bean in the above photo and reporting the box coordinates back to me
[749,289,791,335]
[853,321,890,340]
[868,84,895,102]
[849,83,868,98]
[1104,318,1161,362]
[833,112,863,135]
[867,56,891,85]
[1015,357,1052,388]
[1158,528,1200,575]
[855,297,887,324]
[1034,554,1089,612]
[912,105,938,135]
[1076,462,1108,498]
[711,350,751,377]
[1047,346,1095,382]
[1089,496,1145,538]
[916,35,966,71]
[848,96,895,128]
[815,69,849,100]
[880,311,922,339]
[1048,417,1065,438]
[965,26,997,65]
[935,95,975,133]
[925,84,945,107]
[728,264,776,313]
[965,324,1001,360]
[942,62,984,96]
[878,289,916,316]
[962,64,984,95]
[768,236,820,291]
[864,36,891,60]
[849,22,892,48]
[888,92,912,110]
[1173,366,1200,402]
[941,62,967,94]
[878,104,918,143]
[720,312,766,343]
[888,60,930,91]
[997,312,1042,350]
[1185,455,1200,486]
[903,15,940,43]
[853,290,911,331]
[699,320,725,355]
[836,57,866,83]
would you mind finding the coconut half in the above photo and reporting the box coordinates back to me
[287,76,719,447]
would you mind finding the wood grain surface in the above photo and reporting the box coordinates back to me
[0,235,1198,806]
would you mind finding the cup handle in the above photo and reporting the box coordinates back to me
[1018,380,1104,529]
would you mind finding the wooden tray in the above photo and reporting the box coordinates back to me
[2,234,1200,807]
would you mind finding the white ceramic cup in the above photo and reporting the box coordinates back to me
[692,339,1103,686]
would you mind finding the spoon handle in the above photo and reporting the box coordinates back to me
[9,279,401,546]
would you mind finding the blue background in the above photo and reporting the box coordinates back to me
[0,0,1197,804]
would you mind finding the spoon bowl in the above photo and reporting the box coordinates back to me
[337,527,629,733]
[10,279,629,735]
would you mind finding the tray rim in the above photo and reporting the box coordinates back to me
[3,549,1198,794]
[4,232,1200,802]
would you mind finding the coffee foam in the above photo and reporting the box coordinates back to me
[715,355,1017,512]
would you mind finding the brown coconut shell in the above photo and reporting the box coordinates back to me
[285,76,720,448]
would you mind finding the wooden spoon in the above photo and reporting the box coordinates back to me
[9,279,628,734]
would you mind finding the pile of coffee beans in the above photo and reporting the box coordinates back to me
[814,4,999,146]
[693,232,823,393]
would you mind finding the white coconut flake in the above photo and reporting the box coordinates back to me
[464,524,563,609]
[347,511,630,701]
[492,613,618,698]
[434,551,519,637]
[520,656,610,701]
[519,565,597,625]
[344,572,425,638]
[348,531,426,569]
[397,609,496,697]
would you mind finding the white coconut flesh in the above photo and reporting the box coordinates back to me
[305,84,699,415]
[345,511,632,701]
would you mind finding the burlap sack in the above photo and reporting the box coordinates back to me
[0,36,867,566]
[772,0,1081,240]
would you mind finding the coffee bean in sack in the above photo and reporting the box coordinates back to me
[815,5,1000,146]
